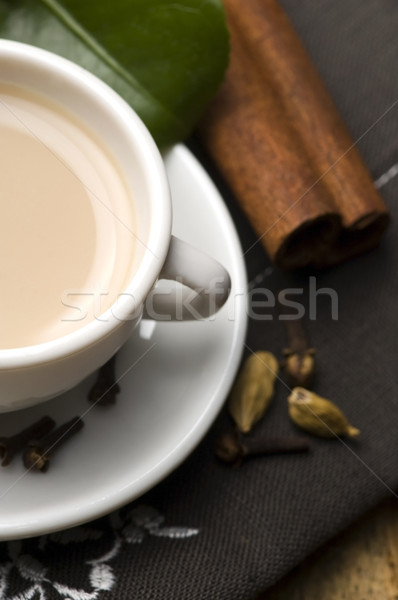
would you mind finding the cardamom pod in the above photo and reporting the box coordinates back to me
[228,351,279,433]
[288,387,360,439]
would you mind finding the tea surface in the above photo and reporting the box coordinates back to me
[0,84,136,348]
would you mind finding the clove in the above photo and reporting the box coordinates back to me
[23,416,84,472]
[88,354,120,406]
[282,318,315,388]
[215,430,311,466]
[0,416,56,466]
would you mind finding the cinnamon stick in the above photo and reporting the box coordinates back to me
[198,0,389,269]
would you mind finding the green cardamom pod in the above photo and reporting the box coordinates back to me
[288,387,360,439]
[228,351,279,433]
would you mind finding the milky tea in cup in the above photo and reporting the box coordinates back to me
[0,41,231,411]
[0,83,137,349]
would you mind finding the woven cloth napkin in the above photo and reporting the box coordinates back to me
[1,0,398,598]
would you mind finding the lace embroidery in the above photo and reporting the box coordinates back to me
[0,505,198,599]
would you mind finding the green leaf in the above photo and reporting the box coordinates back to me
[0,0,229,147]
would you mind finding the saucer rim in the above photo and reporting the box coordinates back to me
[0,143,248,540]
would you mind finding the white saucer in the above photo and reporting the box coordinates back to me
[0,145,247,541]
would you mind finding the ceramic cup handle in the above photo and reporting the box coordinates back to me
[144,235,231,321]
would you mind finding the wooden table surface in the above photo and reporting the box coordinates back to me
[257,497,398,599]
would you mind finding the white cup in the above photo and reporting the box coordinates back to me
[0,40,230,412]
